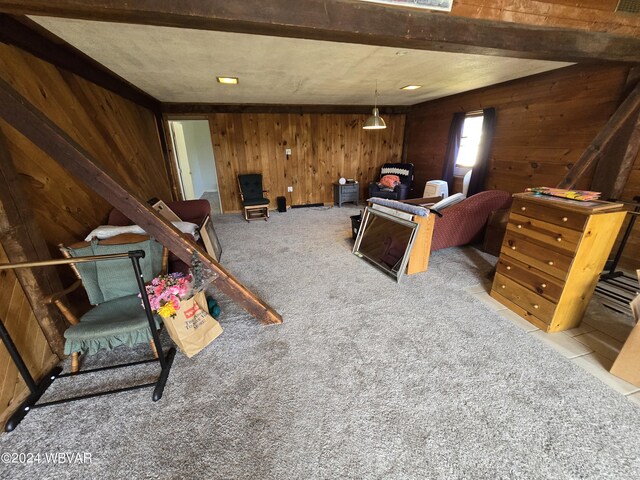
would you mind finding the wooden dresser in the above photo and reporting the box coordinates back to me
[490,193,626,332]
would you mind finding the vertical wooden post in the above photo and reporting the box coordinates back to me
[0,125,66,357]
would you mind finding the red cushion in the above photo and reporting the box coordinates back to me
[431,190,513,251]
[379,175,401,189]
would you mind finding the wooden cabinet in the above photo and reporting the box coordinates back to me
[333,182,359,207]
[490,193,626,332]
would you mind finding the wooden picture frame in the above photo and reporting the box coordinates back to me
[200,216,222,262]
[149,199,182,222]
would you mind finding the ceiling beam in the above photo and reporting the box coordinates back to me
[0,76,283,326]
[162,103,410,115]
[1,0,639,63]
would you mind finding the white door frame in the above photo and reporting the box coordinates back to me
[168,121,196,200]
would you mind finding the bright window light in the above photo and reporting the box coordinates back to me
[455,114,484,168]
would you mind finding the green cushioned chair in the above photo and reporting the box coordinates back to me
[238,173,270,221]
[48,234,167,373]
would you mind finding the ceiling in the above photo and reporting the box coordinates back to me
[30,16,573,106]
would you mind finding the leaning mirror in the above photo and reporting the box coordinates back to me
[352,206,419,282]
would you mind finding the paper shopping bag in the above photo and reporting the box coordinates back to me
[163,291,223,358]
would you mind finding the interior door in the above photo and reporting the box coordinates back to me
[169,121,196,200]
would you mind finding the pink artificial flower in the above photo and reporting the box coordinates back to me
[171,296,180,310]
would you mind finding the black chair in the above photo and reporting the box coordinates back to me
[238,174,270,221]
[368,163,414,200]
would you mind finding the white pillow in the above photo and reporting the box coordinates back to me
[431,193,466,212]
[85,222,200,241]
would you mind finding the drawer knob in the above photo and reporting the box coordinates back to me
[506,266,512,270]
[511,246,516,250]
[533,304,540,309]
[516,224,522,229]
[521,206,526,211]
[501,284,506,289]
[541,283,547,288]
[547,261,554,266]
[562,217,568,222]
[556,236,562,242]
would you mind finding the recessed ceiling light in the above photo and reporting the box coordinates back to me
[400,85,422,90]
[217,76,239,85]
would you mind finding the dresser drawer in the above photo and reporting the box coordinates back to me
[493,272,556,324]
[506,213,581,255]
[496,255,564,303]
[511,198,587,231]
[341,184,359,193]
[501,231,573,280]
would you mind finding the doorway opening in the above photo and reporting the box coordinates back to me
[168,119,222,214]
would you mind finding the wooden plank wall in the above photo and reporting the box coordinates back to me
[0,43,172,423]
[208,113,405,212]
[0,44,172,248]
[405,63,640,269]
[0,243,58,428]
[452,1,640,36]
[618,150,640,271]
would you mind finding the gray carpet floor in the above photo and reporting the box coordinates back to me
[1,205,639,479]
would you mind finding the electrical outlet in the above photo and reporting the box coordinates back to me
[287,186,293,192]
[285,148,292,156]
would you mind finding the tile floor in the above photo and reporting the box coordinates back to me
[466,281,640,406]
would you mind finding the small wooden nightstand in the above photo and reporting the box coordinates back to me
[333,182,359,207]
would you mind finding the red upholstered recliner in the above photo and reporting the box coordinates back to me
[108,199,211,273]
[430,190,513,251]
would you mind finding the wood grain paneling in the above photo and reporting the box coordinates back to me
[209,113,405,212]
[0,43,172,250]
[452,1,640,36]
[3,1,639,62]
[0,243,57,428]
[405,63,640,269]
[0,43,171,424]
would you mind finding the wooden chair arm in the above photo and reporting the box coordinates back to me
[43,280,82,304]
[43,280,82,325]
[161,247,169,275]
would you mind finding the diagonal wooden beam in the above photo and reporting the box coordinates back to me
[557,81,640,190]
[590,111,640,199]
[610,113,640,199]
[0,0,639,63]
[0,77,282,325]
[0,127,67,357]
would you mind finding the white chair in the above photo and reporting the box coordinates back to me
[462,170,472,197]
[423,180,448,199]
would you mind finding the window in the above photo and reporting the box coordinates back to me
[455,113,484,169]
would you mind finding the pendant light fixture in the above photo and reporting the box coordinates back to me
[363,81,386,130]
